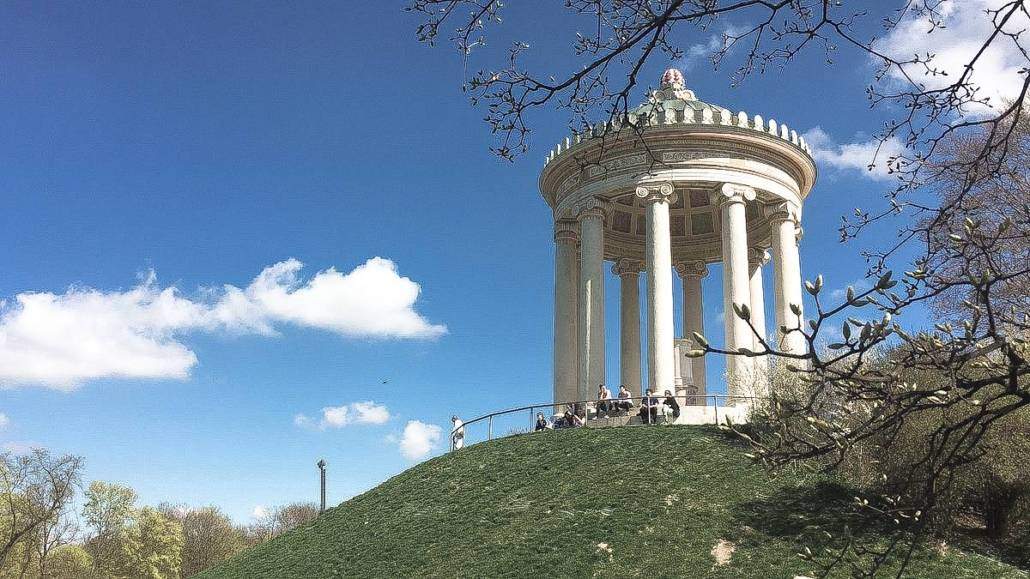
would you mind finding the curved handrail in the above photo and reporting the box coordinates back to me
[449,394,764,451]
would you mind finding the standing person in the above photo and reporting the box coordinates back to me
[662,390,681,421]
[638,389,659,424]
[615,385,634,413]
[534,412,550,431]
[596,383,612,416]
[451,415,465,450]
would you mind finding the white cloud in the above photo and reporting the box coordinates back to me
[349,401,391,425]
[295,401,391,430]
[874,0,1028,116]
[212,258,447,340]
[829,278,873,302]
[251,505,269,520]
[1,441,41,455]
[396,420,441,461]
[0,258,446,389]
[676,25,749,71]
[803,127,908,181]
[0,414,9,429]
[321,406,351,428]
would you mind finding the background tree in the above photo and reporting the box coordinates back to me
[46,544,92,579]
[82,481,138,577]
[248,502,319,542]
[126,507,182,579]
[158,504,244,577]
[0,450,81,570]
[83,482,183,579]
[35,507,77,579]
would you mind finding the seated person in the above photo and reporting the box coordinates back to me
[638,389,660,424]
[561,408,584,428]
[662,390,681,420]
[615,385,635,412]
[534,412,550,431]
[596,383,613,415]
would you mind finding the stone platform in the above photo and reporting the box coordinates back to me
[583,403,752,427]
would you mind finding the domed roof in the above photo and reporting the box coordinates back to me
[630,68,726,121]
[540,67,814,171]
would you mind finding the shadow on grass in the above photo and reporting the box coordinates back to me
[729,479,910,576]
[732,480,888,540]
[952,529,1030,571]
[733,480,1029,574]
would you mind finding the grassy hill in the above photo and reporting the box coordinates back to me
[200,426,1024,578]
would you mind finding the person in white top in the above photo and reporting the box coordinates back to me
[596,383,613,416]
[451,415,465,450]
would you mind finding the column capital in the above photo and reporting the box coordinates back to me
[748,247,771,268]
[554,219,580,244]
[764,201,801,224]
[634,182,677,205]
[674,260,709,279]
[575,196,614,223]
[711,183,756,207]
[611,258,644,277]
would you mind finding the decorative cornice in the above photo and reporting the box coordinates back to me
[711,183,756,207]
[748,247,771,268]
[675,260,709,279]
[634,182,677,205]
[554,219,579,245]
[611,258,644,277]
[575,197,614,222]
[587,153,646,178]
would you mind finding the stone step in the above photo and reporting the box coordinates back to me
[585,412,673,428]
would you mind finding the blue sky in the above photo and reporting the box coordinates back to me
[0,2,1019,521]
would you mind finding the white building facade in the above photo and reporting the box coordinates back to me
[540,69,816,408]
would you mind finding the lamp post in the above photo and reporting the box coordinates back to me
[316,459,326,513]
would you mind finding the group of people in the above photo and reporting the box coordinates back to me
[533,384,683,431]
[452,386,686,449]
[607,384,681,424]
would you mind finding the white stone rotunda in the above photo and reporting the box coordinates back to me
[539,69,816,417]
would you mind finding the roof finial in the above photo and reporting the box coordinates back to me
[661,68,685,90]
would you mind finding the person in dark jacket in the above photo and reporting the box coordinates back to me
[639,389,659,424]
[663,390,681,420]
[534,412,550,431]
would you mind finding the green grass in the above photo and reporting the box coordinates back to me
[200,426,1025,578]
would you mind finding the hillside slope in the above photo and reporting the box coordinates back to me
[200,426,1024,578]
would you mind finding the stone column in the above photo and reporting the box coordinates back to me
[748,247,771,397]
[636,183,676,395]
[675,261,708,403]
[747,248,770,350]
[553,219,579,406]
[714,183,756,399]
[612,259,643,394]
[577,199,610,405]
[766,202,807,356]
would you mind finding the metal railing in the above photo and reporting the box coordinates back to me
[449,394,762,451]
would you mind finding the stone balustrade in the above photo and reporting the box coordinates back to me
[544,108,812,166]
